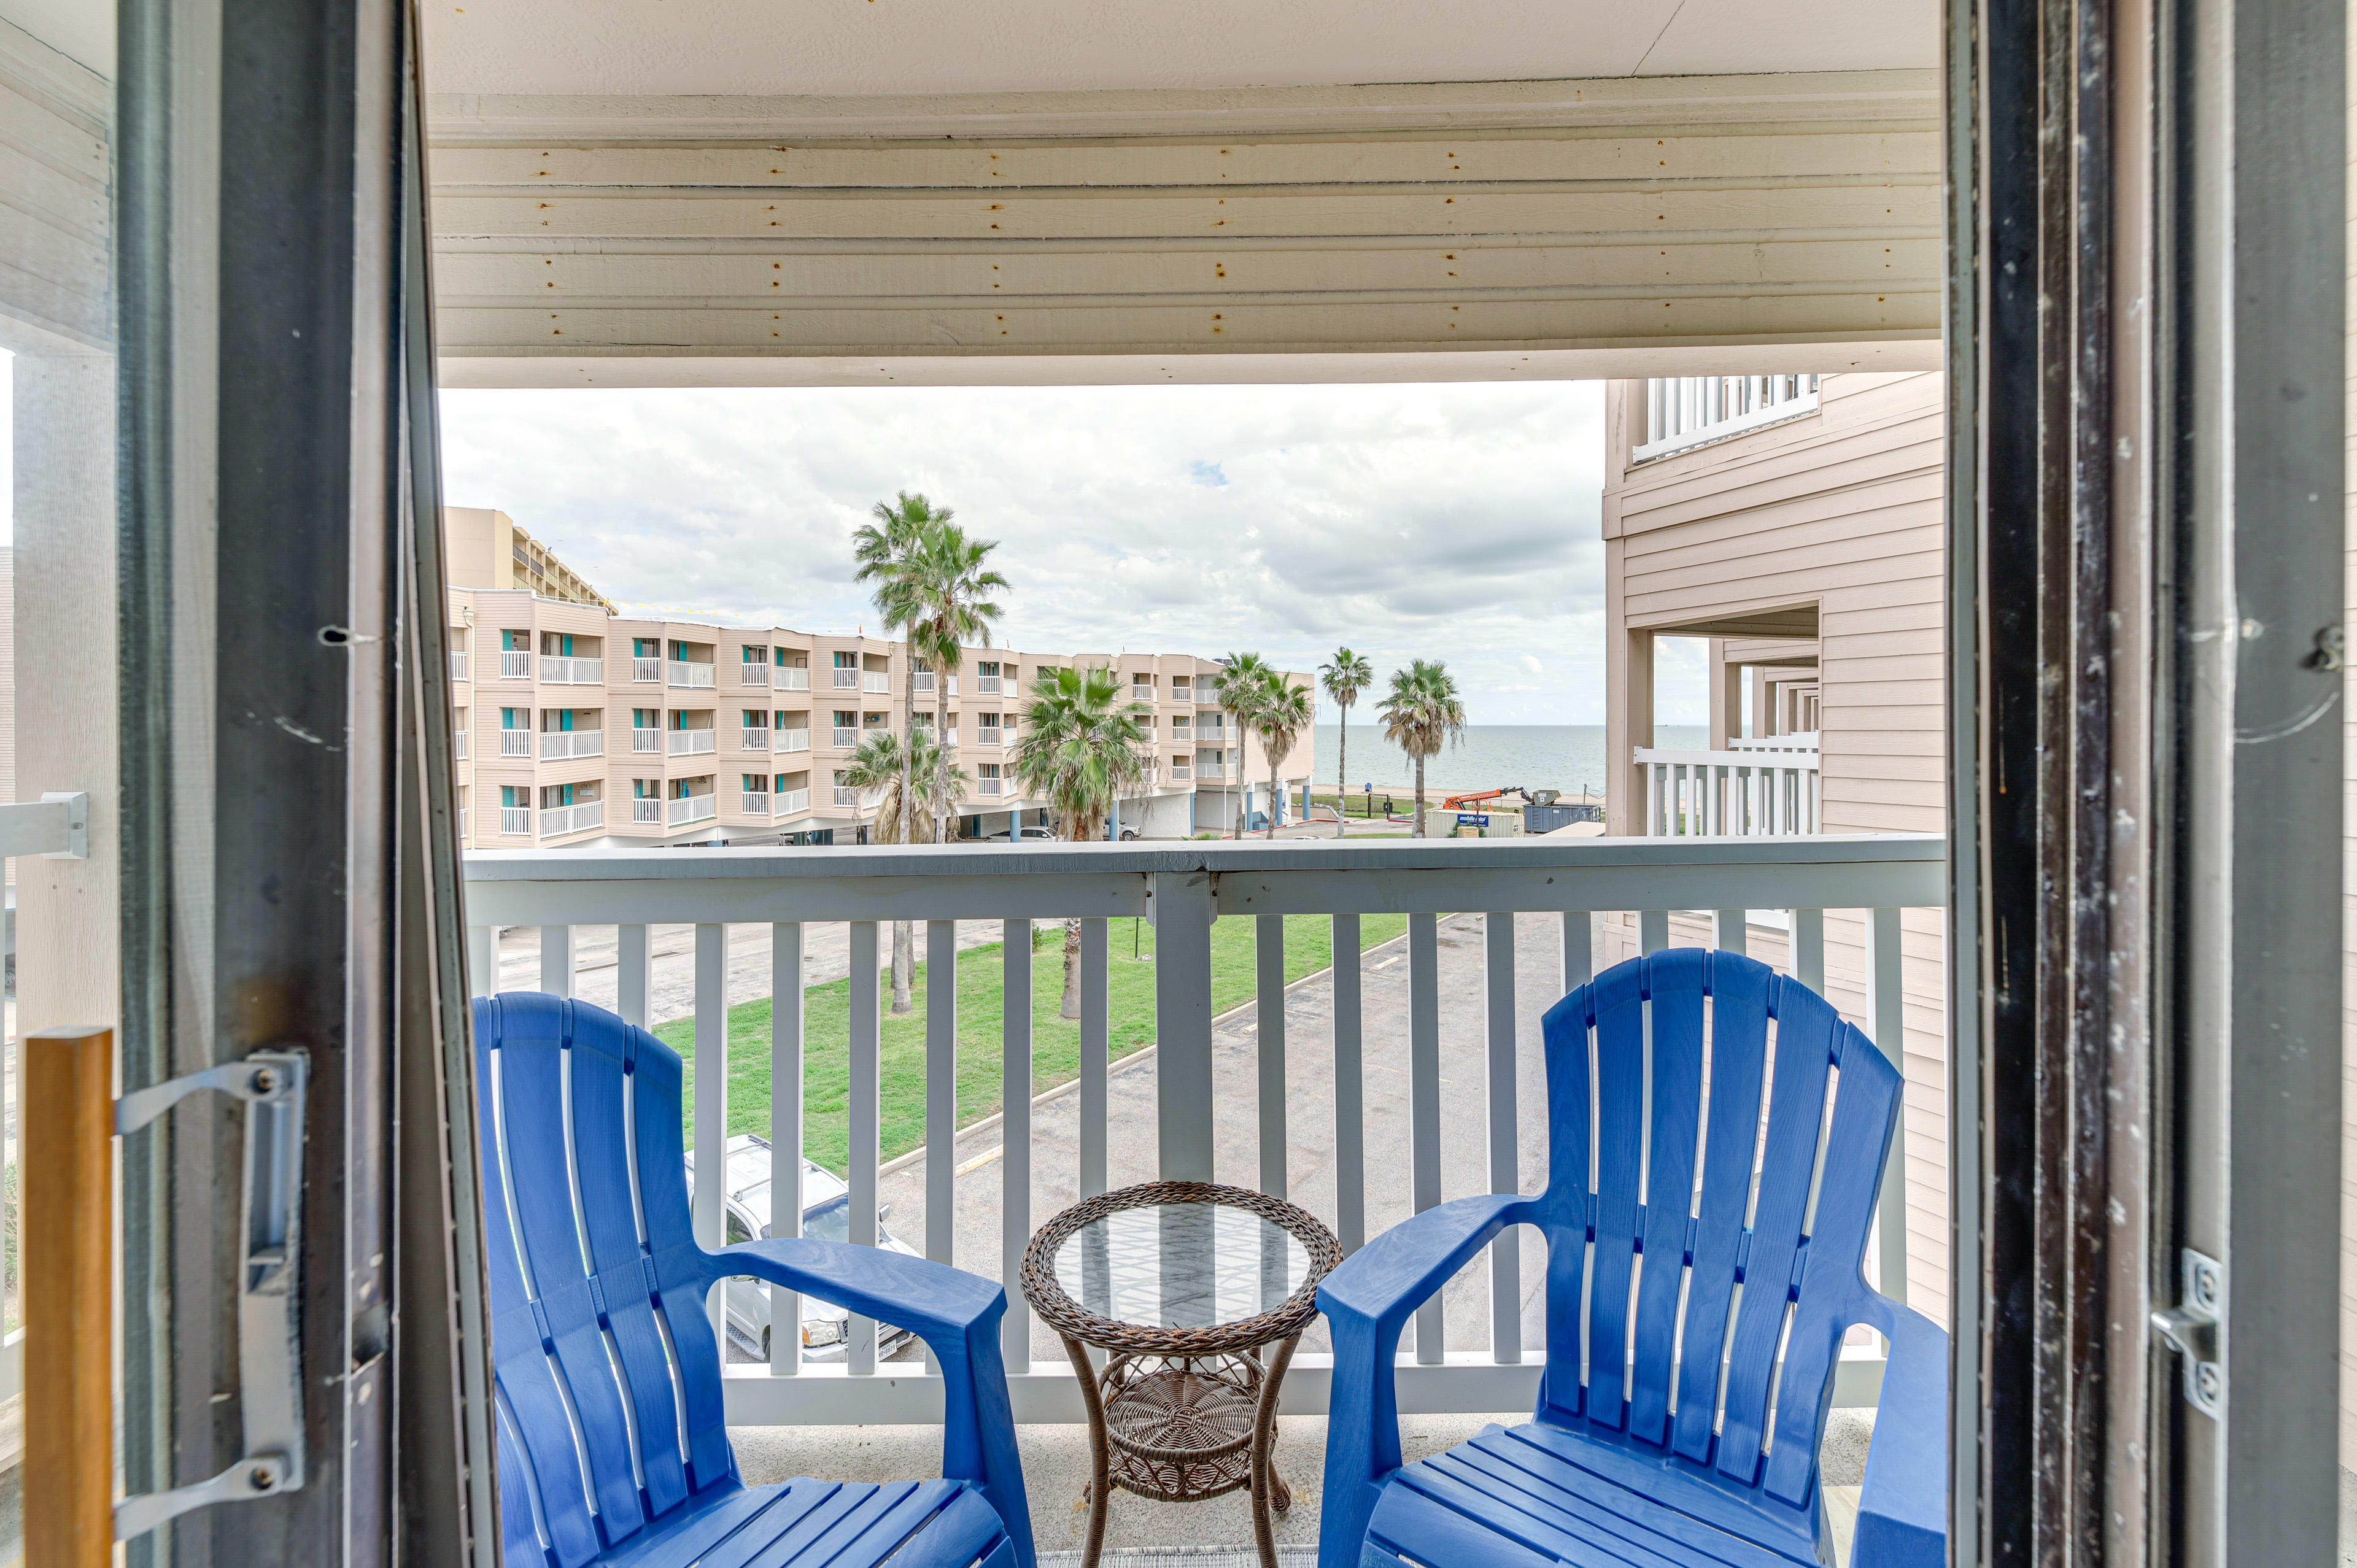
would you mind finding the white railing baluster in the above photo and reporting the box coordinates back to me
[1793,908,1827,990]
[1151,872,1216,1182]
[1562,910,1594,993]
[1256,913,1287,1199]
[1713,909,1747,956]
[1484,911,1521,1364]
[1866,907,1907,1308]
[540,924,574,995]
[1640,910,1670,954]
[694,922,728,1339]
[926,920,959,1255]
[1331,912,1366,1255]
[468,925,495,998]
[772,923,803,1375]
[616,924,649,1029]
[1408,911,1442,1363]
[1002,919,1032,1370]
[1079,919,1108,1199]
[848,921,881,1375]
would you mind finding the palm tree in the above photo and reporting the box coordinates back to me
[1251,671,1313,838]
[1377,659,1468,838]
[853,490,950,1012]
[1010,665,1150,1018]
[906,522,1008,844]
[1212,652,1274,836]
[1318,647,1372,836]
[842,728,970,846]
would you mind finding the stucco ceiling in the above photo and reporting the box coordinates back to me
[420,0,1938,99]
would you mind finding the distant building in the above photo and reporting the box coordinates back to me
[443,505,613,609]
[442,509,1312,848]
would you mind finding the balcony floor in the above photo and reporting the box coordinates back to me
[728,1410,1875,1561]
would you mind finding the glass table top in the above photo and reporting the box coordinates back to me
[1051,1202,1311,1330]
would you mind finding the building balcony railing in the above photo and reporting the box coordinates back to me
[1633,746,1821,836]
[1171,762,1191,781]
[1727,732,1821,754]
[775,730,810,754]
[1131,686,1155,704]
[499,729,530,757]
[831,727,859,749]
[633,657,662,682]
[669,661,716,689]
[741,729,769,751]
[667,795,718,827]
[633,730,659,753]
[773,788,810,816]
[501,650,532,679]
[740,790,770,816]
[976,728,1002,748]
[668,730,717,756]
[862,673,889,694]
[450,651,468,681]
[454,730,469,761]
[913,671,935,694]
[459,833,1942,1419]
[975,674,1001,696]
[1633,374,1821,464]
[740,663,770,687]
[498,806,529,835]
[633,798,661,824]
[538,801,603,837]
[540,730,604,761]
[977,777,1003,796]
[776,667,811,691]
[832,668,859,689]
[541,655,604,684]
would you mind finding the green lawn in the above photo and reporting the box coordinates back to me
[660,912,1409,1174]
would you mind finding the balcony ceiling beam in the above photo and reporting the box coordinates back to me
[427,71,1943,388]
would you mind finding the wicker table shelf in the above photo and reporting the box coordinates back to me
[1020,1181,1339,1568]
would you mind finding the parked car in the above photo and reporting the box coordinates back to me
[981,824,1058,841]
[684,1134,920,1361]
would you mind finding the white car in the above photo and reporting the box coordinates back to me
[684,1134,921,1361]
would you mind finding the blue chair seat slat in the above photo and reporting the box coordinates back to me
[1477,1427,1811,1568]
[1317,954,1946,1568]
[473,994,1035,1568]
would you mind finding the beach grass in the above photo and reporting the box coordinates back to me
[661,911,1409,1174]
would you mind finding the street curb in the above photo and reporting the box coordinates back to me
[874,921,1425,1180]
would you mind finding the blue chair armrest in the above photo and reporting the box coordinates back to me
[718,1238,1032,1568]
[1851,1296,1948,1568]
[1315,1192,1532,1568]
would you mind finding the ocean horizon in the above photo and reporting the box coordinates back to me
[1307,723,1708,801]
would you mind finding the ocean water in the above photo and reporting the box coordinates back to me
[1309,724,1708,801]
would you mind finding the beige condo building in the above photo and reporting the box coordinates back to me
[441,513,1314,848]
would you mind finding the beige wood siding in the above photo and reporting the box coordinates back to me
[1601,369,1951,1319]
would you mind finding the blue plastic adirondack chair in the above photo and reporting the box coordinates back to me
[475,992,1035,1568]
[1317,949,1946,1568]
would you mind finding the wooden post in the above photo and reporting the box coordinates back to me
[25,1025,112,1567]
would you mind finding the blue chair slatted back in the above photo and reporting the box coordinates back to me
[476,992,738,1567]
[1536,949,1904,1515]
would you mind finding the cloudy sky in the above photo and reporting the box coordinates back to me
[438,380,1709,725]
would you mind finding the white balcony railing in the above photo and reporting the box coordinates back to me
[498,806,529,835]
[633,798,661,824]
[740,663,770,687]
[633,657,662,682]
[1728,731,1821,754]
[862,673,889,693]
[773,788,810,816]
[832,668,859,689]
[460,833,1944,1418]
[977,777,1003,796]
[976,674,1001,696]
[1633,746,1822,836]
[451,651,469,681]
[500,729,530,757]
[668,730,716,756]
[740,790,770,815]
[977,727,1002,747]
[1632,374,1821,463]
[913,671,935,694]
[541,655,605,684]
[741,728,769,751]
[832,786,862,808]
[501,650,532,679]
[540,730,605,761]
[831,727,859,749]
[775,729,810,753]
[1171,762,1191,781]
[633,730,659,753]
[667,794,718,827]
[539,801,603,837]
[777,667,811,692]
[1131,686,1155,704]
[454,730,470,761]
[670,661,716,689]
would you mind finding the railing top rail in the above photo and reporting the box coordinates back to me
[1634,746,1823,769]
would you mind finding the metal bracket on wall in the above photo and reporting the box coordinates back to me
[0,790,88,859]
[111,1050,309,1540]
[2150,1247,2225,1419]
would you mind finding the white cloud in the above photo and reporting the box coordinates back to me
[438,380,1643,722]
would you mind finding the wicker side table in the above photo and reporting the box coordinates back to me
[1020,1181,1339,1568]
